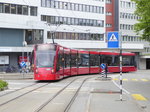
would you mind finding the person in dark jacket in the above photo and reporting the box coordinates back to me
[105,63,108,78]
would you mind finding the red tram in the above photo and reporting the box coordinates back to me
[33,43,137,80]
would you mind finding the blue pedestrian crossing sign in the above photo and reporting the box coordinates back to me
[107,32,119,48]
[20,61,26,68]
[100,63,106,69]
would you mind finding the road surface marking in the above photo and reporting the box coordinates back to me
[123,79,128,81]
[113,78,118,80]
[132,79,138,81]
[112,80,130,94]
[86,94,92,112]
[141,79,149,82]
[132,94,147,101]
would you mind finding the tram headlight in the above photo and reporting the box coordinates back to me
[51,69,54,73]
[35,68,38,74]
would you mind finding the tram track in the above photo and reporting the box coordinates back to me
[0,83,38,97]
[0,83,49,107]
[64,77,91,112]
[0,76,94,112]
[34,78,79,112]
[34,77,92,112]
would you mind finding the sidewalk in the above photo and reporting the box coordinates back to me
[88,77,146,112]
[0,72,33,80]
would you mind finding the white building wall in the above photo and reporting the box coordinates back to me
[39,0,106,47]
[0,0,145,51]
[0,0,148,70]
[139,58,146,70]
[0,0,44,30]
[0,1,145,48]
[119,0,137,38]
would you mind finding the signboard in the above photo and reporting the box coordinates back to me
[100,63,106,69]
[19,56,27,63]
[20,61,26,67]
[0,56,9,65]
[107,32,119,48]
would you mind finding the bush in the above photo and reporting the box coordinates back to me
[0,80,8,90]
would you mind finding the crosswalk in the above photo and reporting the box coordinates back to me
[113,78,149,82]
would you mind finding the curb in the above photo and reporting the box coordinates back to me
[0,86,8,91]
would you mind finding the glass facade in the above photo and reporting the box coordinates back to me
[0,2,37,16]
[47,32,104,41]
[41,15,104,27]
[41,0,104,14]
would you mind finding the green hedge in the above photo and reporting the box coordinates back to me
[0,80,8,90]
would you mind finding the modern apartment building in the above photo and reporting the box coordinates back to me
[0,0,149,71]
[117,0,150,69]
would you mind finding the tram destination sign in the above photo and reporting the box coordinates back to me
[107,32,119,48]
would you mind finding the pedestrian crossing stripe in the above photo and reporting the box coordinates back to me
[109,34,118,41]
[141,79,149,82]
[113,78,118,80]
[113,78,149,82]
[122,79,128,81]
[132,94,147,101]
[132,79,138,81]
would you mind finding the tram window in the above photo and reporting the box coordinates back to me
[71,53,77,67]
[78,54,89,67]
[122,56,135,66]
[57,52,64,71]
[101,55,112,66]
[90,54,99,66]
[64,54,70,68]
[130,56,135,66]
[112,55,119,66]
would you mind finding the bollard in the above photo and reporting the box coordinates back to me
[101,69,105,77]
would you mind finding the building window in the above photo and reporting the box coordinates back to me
[41,0,46,7]
[106,0,112,4]
[34,30,43,40]
[41,15,46,21]
[41,0,104,14]
[4,4,10,13]
[106,24,112,27]
[106,12,112,16]
[11,4,16,14]
[93,0,104,2]
[23,6,28,15]
[17,5,22,14]
[41,15,104,27]
[0,3,3,13]
[0,2,37,16]
[120,1,136,9]
[30,6,37,16]
[47,31,104,41]
[120,12,141,20]
[55,1,59,9]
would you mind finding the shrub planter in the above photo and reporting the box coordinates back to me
[0,80,8,91]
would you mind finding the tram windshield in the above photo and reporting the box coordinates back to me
[35,44,56,68]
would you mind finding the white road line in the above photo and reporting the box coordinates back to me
[86,94,92,112]
[112,80,130,94]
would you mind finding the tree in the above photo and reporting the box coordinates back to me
[131,0,150,41]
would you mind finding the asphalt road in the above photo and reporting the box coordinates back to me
[117,70,150,111]
[0,70,150,112]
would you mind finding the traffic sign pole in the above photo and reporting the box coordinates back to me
[100,63,106,78]
[119,32,123,101]
[107,31,123,101]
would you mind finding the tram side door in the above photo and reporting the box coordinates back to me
[71,50,78,76]
[56,47,64,79]
[64,48,71,77]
